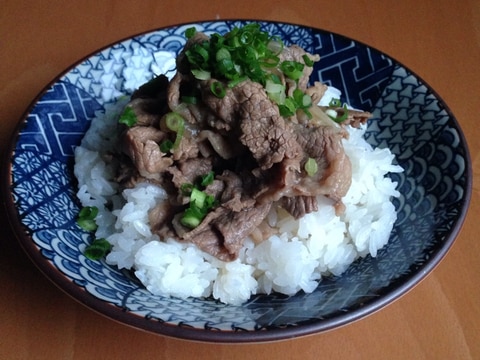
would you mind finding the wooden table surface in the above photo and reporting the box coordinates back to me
[1,1,479,359]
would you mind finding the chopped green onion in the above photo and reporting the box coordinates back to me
[216,58,236,78]
[265,79,286,105]
[293,88,312,108]
[302,54,315,67]
[77,219,97,232]
[183,23,285,91]
[240,29,255,45]
[78,206,98,219]
[164,112,185,149]
[329,98,342,107]
[210,81,226,98]
[277,89,313,118]
[181,95,198,104]
[181,23,318,120]
[265,80,285,94]
[278,97,297,117]
[326,101,349,123]
[204,194,216,208]
[188,44,210,64]
[215,47,231,61]
[190,187,207,209]
[304,157,318,176]
[118,107,137,127]
[227,75,247,88]
[77,206,98,231]
[267,37,284,55]
[180,189,213,229]
[185,27,197,39]
[165,112,183,131]
[200,171,215,186]
[191,69,211,80]
[84,238,112,260]
[260,55,280,68]
[179,171,218,229]
[280,60,304,81]
[159,139,173,153]
[180,183,194,195]
[180,207,204,229]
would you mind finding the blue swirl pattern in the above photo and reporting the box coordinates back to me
[7,21,470,340]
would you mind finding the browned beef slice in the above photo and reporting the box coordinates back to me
[253,122,351,215]
[128,75,170,126]
[122,126,173,179]
[167,170,266,261]
[148,201,178,238]
[235,81,302,170]
[291,123,352,205]
[166,157,213,190]
[171,132,200,161]
[280,196,318,219]
[131,74,170,100]
[196,130,239,159]
[179,202,271,262]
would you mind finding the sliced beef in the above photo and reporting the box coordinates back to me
[166,157,213,190]
[281,196,318,219]
[177,202,272,262]
[306,81,328,106]
[171,131,200,161]
[148,200,177,238]
[196,130,238,160]
[253,122,351,215]
[121,126,173,180]
[292,123,352,210]
[129,75,170,126]
[238,82,303,170]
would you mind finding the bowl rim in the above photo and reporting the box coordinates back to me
[1,19,473,343]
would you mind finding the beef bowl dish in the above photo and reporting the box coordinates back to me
[3,20,471,343]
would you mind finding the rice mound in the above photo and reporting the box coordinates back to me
[74,97,403,305]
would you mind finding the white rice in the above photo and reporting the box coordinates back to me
[74,95,403,305]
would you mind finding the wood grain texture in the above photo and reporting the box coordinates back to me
[1,1,479,359]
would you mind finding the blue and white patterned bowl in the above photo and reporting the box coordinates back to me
[3,20,472,343]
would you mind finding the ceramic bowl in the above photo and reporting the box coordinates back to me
[3,20,472,343]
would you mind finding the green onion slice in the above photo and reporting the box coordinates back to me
[280,60,304,81]
[180,207,204,229]
[305,157,318,176]
[84,238,112,260]
[210,81,226,98]
[118,107,137,127]
[165,112,184,132]
[164,112,185,150]
[327,103,349,123]
[180,183,194,196]
[302,54,315,67]
[77,206,99,231]
[328,98,342,107]
[185,27,197,39]
[200,171,215,186]
[159,140,173,153]
[191,69,211,81]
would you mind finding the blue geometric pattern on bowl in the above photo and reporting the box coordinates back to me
[7,20,470,342]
